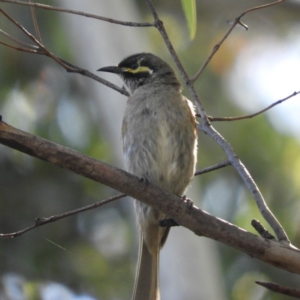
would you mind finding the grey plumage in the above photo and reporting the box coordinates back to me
[98,53,198,300]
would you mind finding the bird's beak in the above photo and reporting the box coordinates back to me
[97,66,122,74]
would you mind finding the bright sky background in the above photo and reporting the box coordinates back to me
[227,25,300,139]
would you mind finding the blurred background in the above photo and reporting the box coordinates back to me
[1,0,300,299]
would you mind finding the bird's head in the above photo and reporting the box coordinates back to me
[98,53,180,94]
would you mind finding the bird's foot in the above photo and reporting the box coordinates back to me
[159,218,179,227]
[181,195,193,212]
[139,176,149,185]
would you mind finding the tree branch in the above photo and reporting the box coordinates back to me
[0,193,126,238]
[144,0,290,243]
[199,122,289,243]
[194,161,231,176]
[0,39,41,54]
[0,28,38,49]
[191,19,239,83]
[256,281,300,298]
[0,0,155,27]
[30,0,42,43]
[0,0,292,245]
[209,91,300,122]
[144,0,210,122]
[251,219,275,240]
[0,9,129,96]
[191,0,286,83]
[0,119,299,273]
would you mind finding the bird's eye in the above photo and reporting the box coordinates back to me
[131,63,139,70]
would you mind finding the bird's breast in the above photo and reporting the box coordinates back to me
[122,85,197,195]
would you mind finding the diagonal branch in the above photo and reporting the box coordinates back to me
[209,91,300,122]
[0,28,38,49]
[0,39,42,53]
[144,0,290,243]
[239,0,286,17]
[194,161,231,176]
[144,0,209,123]
[0,8,77,70]
[30,0,42,43]
[0,119,299,273]
[191,19,240,83]
[0,0,291,243]
[0,40,31,52]
[256,281,300,298]
[199,122,289,243]
[0,193,126,238]
[191,0,286,83]
[0,9,129,96]
[0,0,155,27]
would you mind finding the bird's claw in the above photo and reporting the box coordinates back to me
[159,218,179,227]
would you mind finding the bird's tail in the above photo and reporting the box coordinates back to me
[132,234,160,300]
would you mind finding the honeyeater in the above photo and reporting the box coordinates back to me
[98,53,198,300]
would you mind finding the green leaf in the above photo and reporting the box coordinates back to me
[181,0,197,40]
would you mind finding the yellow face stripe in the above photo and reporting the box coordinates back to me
[122,66,153,74]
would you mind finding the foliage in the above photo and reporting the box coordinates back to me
[180,0,197,40]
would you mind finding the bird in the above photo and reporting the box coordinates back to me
[98,53,198,300]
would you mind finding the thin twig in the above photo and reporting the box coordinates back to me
[146,1,188,83]
[145,0,290,243]
[144,0,209,122]
[0,8,75,71]
[191,19,239,83]
[30,0,42,43]
[0,193,126,238]
[239,0,286,18]
[0,40,42,53]
[194,161,231,176]
[256,281,300,298]
[191,0,286,83]
[0,10,129,96]
[235,20,248,31]
[209,91,300,122]
[0,0,155,27]
[251,219,275,240]
[0,28,38,49]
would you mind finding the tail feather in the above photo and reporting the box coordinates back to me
[132,235,160,300]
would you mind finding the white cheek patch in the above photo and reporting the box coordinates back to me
[123,79,139,95]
